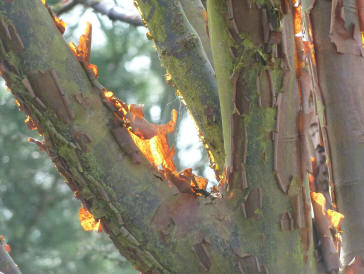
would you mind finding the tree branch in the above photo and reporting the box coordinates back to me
[0,1,176,271]
[88,1,143,26]
[305,0,364,265]
[0,238,21,274]
[55,0,143,27]
[54,0,79,15]
[134,0,225,175]
[179,0,213,65]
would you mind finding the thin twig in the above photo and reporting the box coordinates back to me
[55,0,143,27]
[55,0,79,15]
[90,2,143,26]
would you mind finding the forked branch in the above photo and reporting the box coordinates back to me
[134,0,225,175]
[0,0,263,273]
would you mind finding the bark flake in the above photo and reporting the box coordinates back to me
[329,0,364,56]
[193,240,211,272]
[280,211,294,231]
[241,187,263,219]
[0,17,24,51]
[27,70,75,124]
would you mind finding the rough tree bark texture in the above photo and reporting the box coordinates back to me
[205,0,316,271]
[134,0,225,174]
[3,0,362,273]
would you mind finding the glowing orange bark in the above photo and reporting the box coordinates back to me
[69,22,98,79]
[52,15,66,34]
[79,207,102,232]
[311,192,326,215]
[327,209,344,231]
[0,235,11,252]
[4,244,10,252]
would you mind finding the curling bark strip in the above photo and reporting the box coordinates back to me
[290,2,343,271]
[303,0,364,265]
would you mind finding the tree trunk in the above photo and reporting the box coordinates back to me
[303,0,364,266]
[1,0,362,273]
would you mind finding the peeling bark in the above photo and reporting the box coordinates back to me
[0,1,229,272]
[280,212,294,231]
[207,0,316,272]
[303,0,364,266]
[4,0,362,272]
[0,0,316,273]
[241,187,262,219]
[311,194,340,272]
[192,240,211,271]
[329,0,364,56]
[26,70,75,124]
